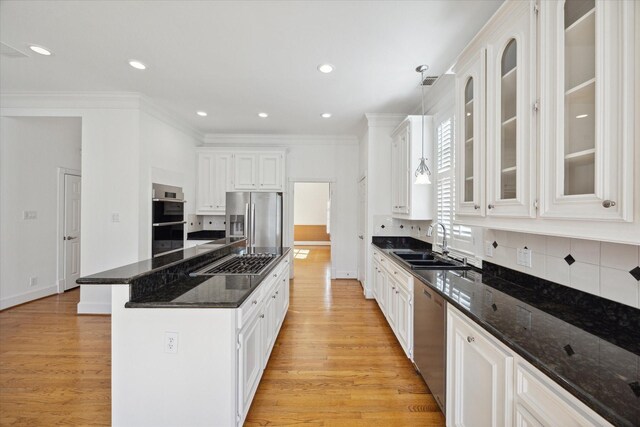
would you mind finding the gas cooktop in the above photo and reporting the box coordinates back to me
[190,253,278,276]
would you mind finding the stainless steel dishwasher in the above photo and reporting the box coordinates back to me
[413,280,447,414]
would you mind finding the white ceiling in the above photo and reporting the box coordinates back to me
[0,0,502,136]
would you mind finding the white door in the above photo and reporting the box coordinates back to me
[357,177,366,285]
[395,283,412,357]
[64,174,81,291]
[237,312,263,421]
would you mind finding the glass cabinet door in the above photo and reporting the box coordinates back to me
[455,49,485,217]
[540,0,634,221]
[485,0,535,218]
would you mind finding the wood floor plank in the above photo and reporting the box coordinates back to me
[245,246,445,426]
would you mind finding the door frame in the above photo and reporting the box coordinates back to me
[286,178,335,279]
[56,167,81,293]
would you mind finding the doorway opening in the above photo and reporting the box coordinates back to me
[57,169,82,292]
[292,182,332,279]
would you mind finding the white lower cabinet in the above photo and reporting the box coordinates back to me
[447,305,613,427]
[371,247,413,359]
[236,260,290,425]
[447,307,513,427]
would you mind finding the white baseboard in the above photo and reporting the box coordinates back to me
[294,241,331,246]
[0,285,58,310]
[335,270,357,279]
[77,301,112,314]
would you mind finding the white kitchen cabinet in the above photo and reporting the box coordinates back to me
[237,308,263,420]
[539,0,635,221]
[447,307,513,427]
[233,152,286,192]
[390,116,434,220]
[372,247,413,359]
[196,152,232,214]
[455,49,486,217]
[447,305,613,427]
[262,284,277,365]
[485,0,536,218]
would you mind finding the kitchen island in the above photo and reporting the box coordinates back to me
[78,239,291,427]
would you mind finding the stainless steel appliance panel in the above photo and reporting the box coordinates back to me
[152,183,185,257]
[414,281,447,414]
[226,192,251,240]
[250,192,282,248]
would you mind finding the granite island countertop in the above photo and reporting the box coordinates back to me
[373,237,640,427]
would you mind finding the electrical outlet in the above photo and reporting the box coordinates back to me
[29,276,38,287]
[111,213,120,223]
[164,332,178,354]
[516,248,532,268]
[485,241,494,257]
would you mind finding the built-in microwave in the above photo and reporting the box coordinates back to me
[152,183,185,257]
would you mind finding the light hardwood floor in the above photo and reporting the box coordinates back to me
[0,246,445,426]
[245,246,445,426]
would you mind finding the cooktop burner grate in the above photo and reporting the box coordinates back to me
[191,253,278,276]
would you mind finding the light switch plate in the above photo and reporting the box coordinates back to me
[485,241,494,258]
[111,213,120,223]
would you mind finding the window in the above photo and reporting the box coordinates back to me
[435,116,473,248]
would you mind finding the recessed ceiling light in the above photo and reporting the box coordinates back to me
[258,112,268,118]
[321,113,332,118]
[317,63,334,74]
[29,45,51,56]
[196,111,207,117]
[128,60,146,70]
[576,114,588,119]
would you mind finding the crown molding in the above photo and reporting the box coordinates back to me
[365,113,407,128]
[0,91,204,141]
[202,133,358,146]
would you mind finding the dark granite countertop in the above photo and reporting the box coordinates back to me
[126,246,291,308]
[372,237,639,427]
[76,237,244,284]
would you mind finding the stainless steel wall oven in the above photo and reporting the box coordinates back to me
[152,183,185,257]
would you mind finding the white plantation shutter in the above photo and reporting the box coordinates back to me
[436,117,472,244]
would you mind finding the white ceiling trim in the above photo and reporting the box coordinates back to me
[203,133,359,146]
[0,91,204,141]
[364,113,407,128]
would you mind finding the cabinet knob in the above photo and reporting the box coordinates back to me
[273,274,278,278]
[272,295,276,299]
[260,314,265,319]
[488,204,495,210]
[395,290,399,294]
[276,291,279,295]
[474,204,480,210]
[252,300,257,305]
[467,336,475,343]
[602,200,616,208]
[393,271,397,275]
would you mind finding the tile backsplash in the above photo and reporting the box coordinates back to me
[372,215,432,244]
[484,229,640,309]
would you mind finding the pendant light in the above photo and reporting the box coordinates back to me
[414,64,432,185]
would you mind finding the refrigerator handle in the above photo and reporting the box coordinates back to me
[251,203,256,248]
[244,203,249,246]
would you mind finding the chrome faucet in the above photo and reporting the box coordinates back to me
[427,222,449,256]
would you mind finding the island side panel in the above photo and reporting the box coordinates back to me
[111,286,237,427]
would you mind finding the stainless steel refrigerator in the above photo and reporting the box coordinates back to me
[226,192,283,249]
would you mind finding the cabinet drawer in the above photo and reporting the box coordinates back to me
[514,359,611,427]
[237,286,265,329]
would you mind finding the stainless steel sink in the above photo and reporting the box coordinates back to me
[392,251,472,270]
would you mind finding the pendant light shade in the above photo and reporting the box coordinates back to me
[414,64,432,185]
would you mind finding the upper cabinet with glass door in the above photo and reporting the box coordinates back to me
[485,0,536,218]
[540,0,635,221]
[455,49,486,217]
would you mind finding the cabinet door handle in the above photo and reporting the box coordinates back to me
[602,200,616,208]
[474,204,480,210]
[488,204,495,210]
[467,336,475,343]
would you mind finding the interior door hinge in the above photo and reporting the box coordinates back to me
[533,4,539,15]
[534,199,539,210]
[533,100,540,113]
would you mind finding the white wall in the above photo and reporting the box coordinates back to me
[0,117,81,309]
[293,182,329,225]
[286,142,359,279]
[1,94,203,312]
